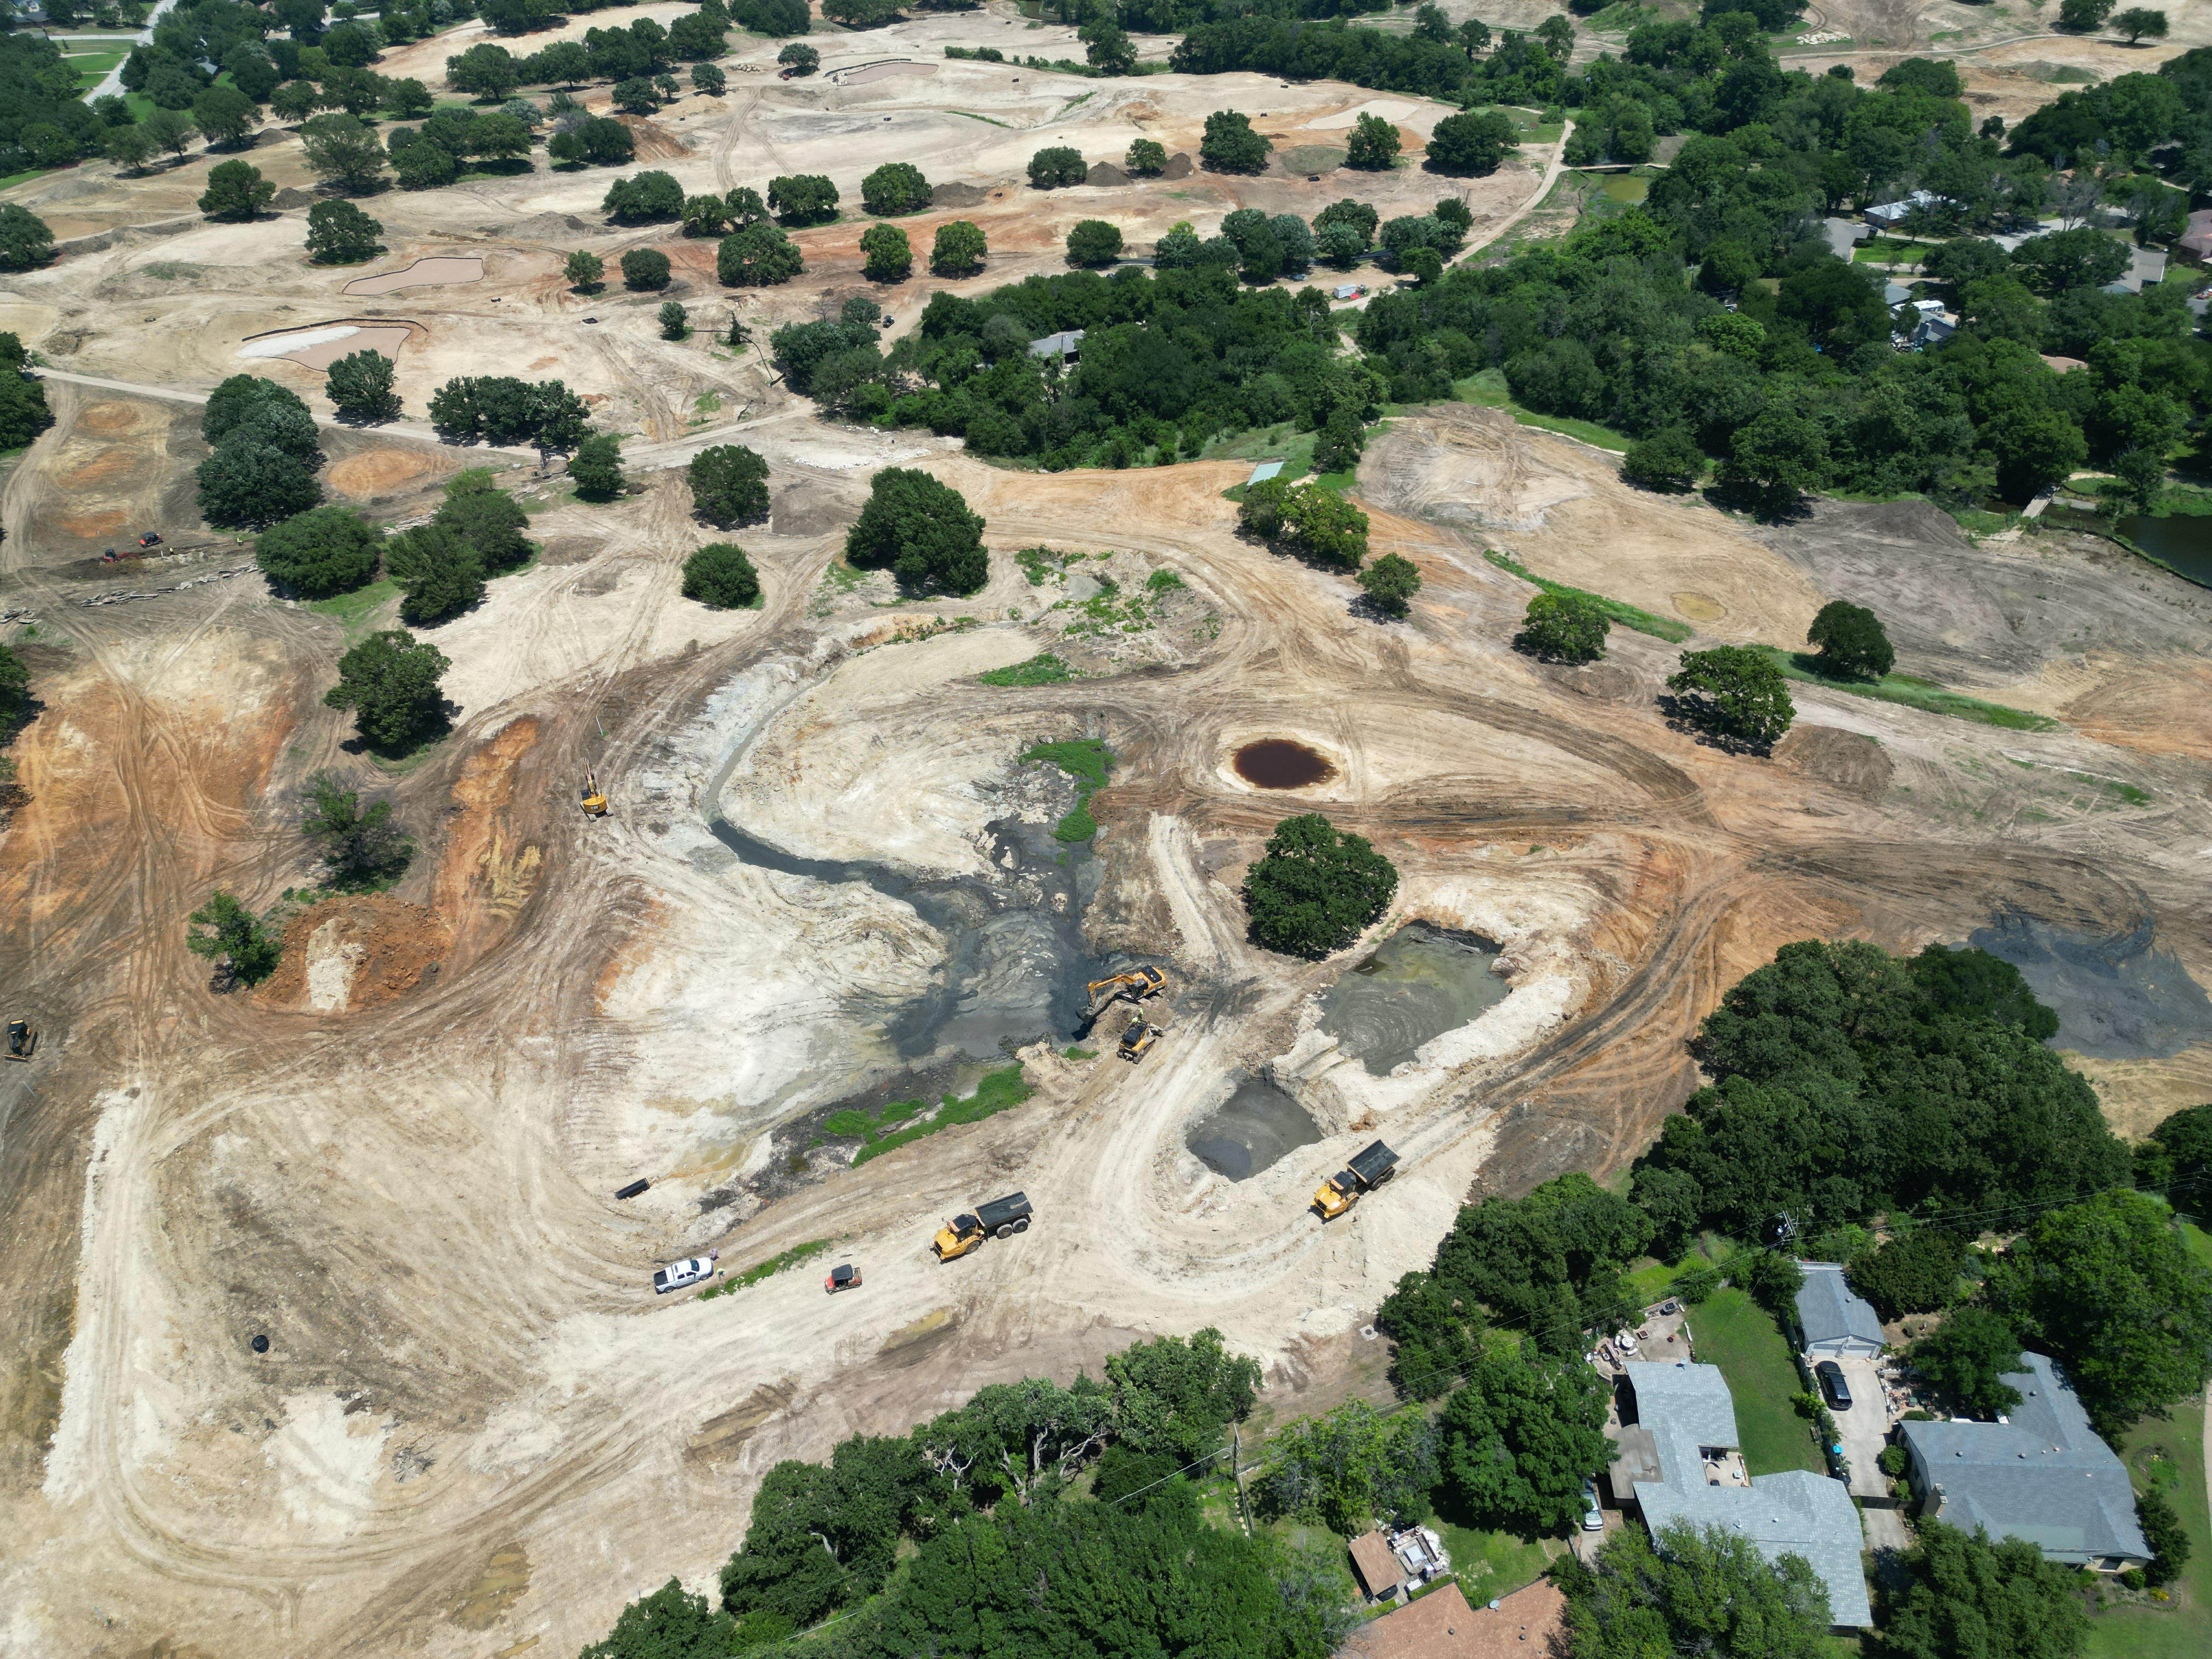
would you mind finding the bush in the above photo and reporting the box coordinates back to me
[861,161,932,216]
[569,434,625,500]
[1878,1445,1909,1478]
[688,444,771,524]
[1066,219,1124,267]
[1029,145,1088,188]
[844,467,988,595]
[931,219,988,275]
[1242,812,1398,958]
[1126,138,1167,175]
[1515,592,1610,663]
[681,542,761,608]
[1807,600,1894,680]
[719,222,804,285]
[256,506,383,597]
[324,629,452,752]
[659,300,689,340]
[620,247,672,290]
[1667,645,1794,749]
[185,891,281,985]
[301,772,415,890]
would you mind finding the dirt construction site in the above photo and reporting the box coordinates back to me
[7,5,2212,1655]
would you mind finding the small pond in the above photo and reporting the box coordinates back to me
[1187,1079,1322,1181]
[1233,738,1336,789]
[1596,173,1649,203]
[2117,511,2212,590]
[1319,923,1509,1075]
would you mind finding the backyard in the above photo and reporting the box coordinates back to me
[1684,1288,1824,1476]
[2084,1400,2210,1659]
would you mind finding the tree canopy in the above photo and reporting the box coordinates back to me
[185,892,281,986]
[1558,1520,1832,1659]
[256,506,383,599]
[1667,645,1795,750]
[1516,592,1611,664]
[681,544,761,610]
[687,444,771,526]
[1880,1521,2090,1659]
[324,629,451,752]
[1808,600,1895,680]
[843,468,988,596]
[1240,812,1398,959]
[1440,1345,1613,1538]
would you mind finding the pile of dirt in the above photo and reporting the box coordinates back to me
[1772,725,1892,802]
[502,211,592,241]
[253,894,453,1016]
[1968,912,2212,1061]
[930,182,991,208]
[1085,162,1131,187]
[1162,153,1194,179]
[270,186,316,210]
[614,115,687,161]
[326,449,435,499]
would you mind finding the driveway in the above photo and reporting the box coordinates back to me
[1815,1354,1892,1499]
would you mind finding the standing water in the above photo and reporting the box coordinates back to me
[1187,1079,1323,1180]
[1233,740,1337,789]
[1319,923,1509,1075]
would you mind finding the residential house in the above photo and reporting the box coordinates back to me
[1348,1531,1407,1602]
[1866,190,1957,228]
[1897,1352,2151,1572]
[1795,1264,1885,1359]
[2179,208,2212,263]
[1609,1361,1873,1627]
[1343,1577,1567,1659]
[1027,329,1085,362]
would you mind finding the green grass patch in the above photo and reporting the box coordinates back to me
[1063,1046,1098,1060]
[952,110,1012,127]
[1850,235,1935,266]
[1022,737,1113,841]
[1146,568,1186,593]
[1752,647,2060,732]
[2086,1400,2210,1659]
[1428,1520,1559,1605]
[1483,549,1694,644]
[1015,544,1075,585]
[828,1065,1037,1166]
[306,576,400,630]
[977,653,1076,687]
[697,1239,832,1299]
[1452,369,1634,453]
[1686,1286,1823,1476]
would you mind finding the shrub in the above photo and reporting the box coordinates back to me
[1028,145,1087,188]
[1622,429,1706,493]
[681,542,761,608]
[185,892,281,985]
[385,523,486,625]
[1878,1445,1909,1478]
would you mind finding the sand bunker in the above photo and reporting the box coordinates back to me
[1307,99,1420,131]
[343,255,484,295]
[238,323,415,371]
[838,60,937,84]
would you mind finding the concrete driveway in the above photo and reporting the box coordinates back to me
[1813,1355,1893,1498]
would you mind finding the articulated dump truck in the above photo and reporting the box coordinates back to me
[932,1192,1034,1261]
[1313,1141,1398,1220]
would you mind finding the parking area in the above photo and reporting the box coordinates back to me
[1813,1354,1893,1499]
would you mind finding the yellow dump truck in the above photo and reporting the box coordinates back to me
[932,1192,1034,1261]
[1313,1141,1398,1220]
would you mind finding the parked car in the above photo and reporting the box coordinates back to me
[1815,1359,1853,1411]
[652,1251,718,1294]
[1581,1476,1604,1530]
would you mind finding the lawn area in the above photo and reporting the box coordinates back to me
[2085,1399,2210,1659]
[1850,236,1935,267]
[1483,550,1695,644]
[307,577,400,631]
[1753,646,2060,733]
[1686,1287,1822,1476]
[1429,1516,1561,1605]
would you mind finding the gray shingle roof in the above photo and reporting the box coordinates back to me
[1899,1353,2149,1564]
[1622,1362,1872,1627]
[1795,1263,1886,1349]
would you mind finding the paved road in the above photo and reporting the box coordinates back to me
[83,0,182,102]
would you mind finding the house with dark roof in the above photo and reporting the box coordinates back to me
[1897,1353,2150,1572]
[1610,1361,1872,1627]
[1795,1264,1885,1359]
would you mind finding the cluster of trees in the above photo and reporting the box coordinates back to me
[186,891,283,986]
[1240,812,1398,958]
[1239,476,1372,568]
[424,376,592,454]
[0,331,54,454]
[1169,12,1571,104]
[257,469,538,628]
[1346,39,2212,510]
[579,1330,1354,1657]
[196,376,326,531]
[301,771,415,891]
[849,267,1379,473]
[387,104,539,188]
[686,443,772,526]
[843,466,988,596]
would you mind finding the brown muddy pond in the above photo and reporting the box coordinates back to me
[1233,739,1336,789]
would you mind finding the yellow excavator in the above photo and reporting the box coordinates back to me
[1086,965,1165,1020]
[579,769,607,816]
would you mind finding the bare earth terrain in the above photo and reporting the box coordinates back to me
[4,9,2212,1657]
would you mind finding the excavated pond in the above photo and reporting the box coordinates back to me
[1186,1079,1322,1181]
[1319,923,1509,1075]
[1233,738,1336,789]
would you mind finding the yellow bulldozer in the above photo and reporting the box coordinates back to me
[1118,1014,1163,1063]
[1086,964,1165,1020]
[579,769,607,816]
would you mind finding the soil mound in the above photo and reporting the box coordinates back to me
[1085,161,1131,187]
[503,211,592,241]
[1162,152,1194,179]
[772,480,847,538]
[328,448,433,498]
[931,182,990,208]
[270,187,316,209]
[255,894,453,1016]
[1773,725,1892,802]
[614,115,687,161]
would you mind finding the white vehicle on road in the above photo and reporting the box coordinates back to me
[653,1251,719,1294]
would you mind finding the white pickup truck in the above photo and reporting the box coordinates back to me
[652,1250,719,1294]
